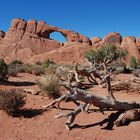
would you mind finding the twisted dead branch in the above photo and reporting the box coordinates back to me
[42,58,140,130]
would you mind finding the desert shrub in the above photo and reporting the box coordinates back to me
[0,89,26,116]
[8,62,45,76]
[85,44,127,65]
[56,64,73,80]
[20,64,33,73]
[129,56,137,69]
[8,66,18,76]
[7,60,45,76]
[37,74,60,99]
[8,60,23,76]
[45,64,58,75]
[107,62,130,74]
[31,65,45,76]
[112,82,131,91]
[42,59,55,69]
[10,60,23,65]
[0,59,8,80]
[35,61,42,65]
[8,61,32,76]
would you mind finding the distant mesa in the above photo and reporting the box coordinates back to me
[0,18,139,64]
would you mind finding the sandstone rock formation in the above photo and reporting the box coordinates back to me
[0,18,139,64]
[91,37,102,47]
[0,30,5,38]
[121,36,140,62]
[102,32,122,45]
[0,18,91,63]
[136,37,140,49]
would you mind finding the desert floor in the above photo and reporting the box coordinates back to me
[0,73,140,140]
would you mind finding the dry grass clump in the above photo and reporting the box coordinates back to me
[45,64,57,75]
[56,64,73,80]
[8,61,45,76]
[112,80,140,93]
[31,65,45,76]
[0,59,8,80]
[0,89,26,116]
[37,74,60,99]
[112,81,131,91]
[8,61,22,76]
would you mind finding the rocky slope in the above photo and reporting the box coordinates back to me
[0,18,139,64]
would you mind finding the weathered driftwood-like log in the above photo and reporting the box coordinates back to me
[115,109,140,126]
[42,59,140,130]
[70,62,103,85]
[55,103,87,130]
[42,86,140,129]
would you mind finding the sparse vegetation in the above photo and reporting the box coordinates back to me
[30,65,45,76]
[129,56,138,69]
[0,59,8,81]
[42,59,55,69]
[37,74,60,99]
[85,44,127,65]
[56,64,73,80]
[8,60,23,76]
[0,89,26,117]
[8,60,45,76]
[41,44,140,130]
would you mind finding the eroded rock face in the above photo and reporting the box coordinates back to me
[0,30,5,45]
[136,37,140,49]
[121,36,140,62]
[0,18,139,64]
[0,30,5,38]
[91,37,102,47]
[29,44,93,64]
[102,32,122,45]
[91,37,101,44]
[0,18,91,63]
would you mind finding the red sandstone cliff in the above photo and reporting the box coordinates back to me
[0,18,139,64]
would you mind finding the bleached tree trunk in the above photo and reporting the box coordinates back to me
[43,82,140,129]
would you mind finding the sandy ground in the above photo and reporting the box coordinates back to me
[0,73,140,140]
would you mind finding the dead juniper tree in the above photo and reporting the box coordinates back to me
[69,60,103,85]
[42,44,140,130]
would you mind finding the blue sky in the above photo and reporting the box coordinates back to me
[1,0,140,41]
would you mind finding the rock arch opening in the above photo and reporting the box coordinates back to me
[50,31,66,43]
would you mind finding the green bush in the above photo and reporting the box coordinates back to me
[129,56,138,69]
[12,63,45,76]
[0,89,26,117]
[42,59,55,69]
[37,74,60,99]
[85,44,127,64]
[0,59,8,80]
[9,60,23,65]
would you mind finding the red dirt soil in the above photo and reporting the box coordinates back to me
[0,73,140,140]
